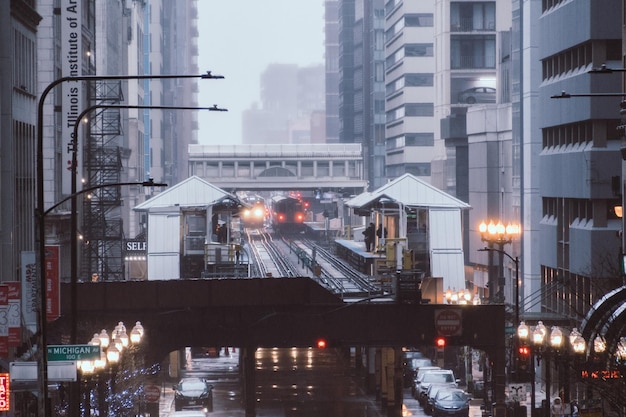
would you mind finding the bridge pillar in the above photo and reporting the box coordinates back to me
[379,347,404,417]
[242,346,256,417]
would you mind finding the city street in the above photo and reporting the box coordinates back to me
[157,347,485,417]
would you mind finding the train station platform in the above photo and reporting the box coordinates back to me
[334,239,390,276]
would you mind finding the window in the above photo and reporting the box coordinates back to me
[405,14,434,27]
[450,35,496,69]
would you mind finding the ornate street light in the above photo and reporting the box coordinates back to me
[478,220,521,304]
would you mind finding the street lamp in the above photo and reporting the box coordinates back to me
[478,220,521,303]
[78,321,145,417]
[68,103,226,343]
[518,321,588,417]
[36,71,223,417]
[479,246,520,324]
[45,179,165,417]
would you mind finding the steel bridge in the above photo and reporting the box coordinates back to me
[48,277,506,417]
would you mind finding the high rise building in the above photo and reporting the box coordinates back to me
[0,0,41,283]
[533,0,623,317]
[339,0,387,191]
[325,0,341,144]
[384,0,437,186]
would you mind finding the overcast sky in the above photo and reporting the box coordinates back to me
[197,1,325,146]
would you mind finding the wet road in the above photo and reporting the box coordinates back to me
[160,347,481,417]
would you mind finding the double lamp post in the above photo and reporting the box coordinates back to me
[36,71,224,417]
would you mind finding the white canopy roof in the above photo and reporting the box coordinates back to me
[345,174,471,211]
[133,175,239,211]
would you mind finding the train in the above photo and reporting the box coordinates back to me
[240,196,267,228]
[269,195,306,233]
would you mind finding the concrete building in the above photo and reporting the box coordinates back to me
[534,0,623,318]
[0,1,41,282]
[325,0,341,144]
[384,0,437,184]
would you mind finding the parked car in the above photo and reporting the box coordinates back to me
[411,366,441,398]
[431,388,471,417]
[457,87,496,104]
[173,377,214,412]
[425,384,452,414]
[415,369,458,405]
[403,352,433,387]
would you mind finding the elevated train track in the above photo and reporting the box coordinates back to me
[244,227,383,298]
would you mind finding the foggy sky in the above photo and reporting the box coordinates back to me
[197,1,325,146]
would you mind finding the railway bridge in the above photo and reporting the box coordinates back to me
[48,277,506,416]
[187,143,368,193]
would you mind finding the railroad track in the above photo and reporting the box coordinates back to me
[245,228,300,277]
[243,228,384,298]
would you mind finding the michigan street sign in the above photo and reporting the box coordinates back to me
[47,344,100,361]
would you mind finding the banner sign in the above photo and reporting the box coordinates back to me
[0,373,9,411]
[61,0,83,194]
[7,282,21,346]
[0,287,7,357]
[20,251,37,333]
[45,246,61,322]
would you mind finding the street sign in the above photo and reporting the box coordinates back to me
[10,361,77,382]
[434,308,462,336]
[47,344,100,361]
[145,385,161,403]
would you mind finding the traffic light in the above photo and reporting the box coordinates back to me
[434,336,446,362]
[435,337,446,349]
[316,338,327,349]
[513,344,532,382]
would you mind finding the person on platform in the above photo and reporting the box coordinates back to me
[363,223,375,252]
[376,224,387,239]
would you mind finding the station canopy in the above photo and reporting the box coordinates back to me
[133,175,244,212]
[345,173,470,215]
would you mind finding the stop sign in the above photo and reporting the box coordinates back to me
[144,385,161,403]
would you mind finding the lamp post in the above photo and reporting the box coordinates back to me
[518,321,587,417]
[44,179,165,417]
[35,72,222,417]
[68,103,226,343]
[478,220,521,303]
[479,247,520,324]
[77,321,144,417]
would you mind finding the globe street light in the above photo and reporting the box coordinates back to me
[518,321,588,417]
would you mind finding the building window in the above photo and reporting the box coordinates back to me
[450,2,496,32]
[405,13,434,27]
[450,36,496,69]
[405,103,434,117]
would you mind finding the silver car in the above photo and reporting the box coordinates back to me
[458,87,496,104]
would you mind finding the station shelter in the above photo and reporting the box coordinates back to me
[133,175,245,280]
[342,174,471,301]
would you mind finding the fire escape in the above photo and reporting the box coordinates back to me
[81,80,126,281]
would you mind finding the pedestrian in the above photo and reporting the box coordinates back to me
[551,397,564,417]
[571,400,579,417]
[363,222,375,251]
[376,224,387,239]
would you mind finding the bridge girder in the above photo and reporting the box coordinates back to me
[49,278,505,363]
